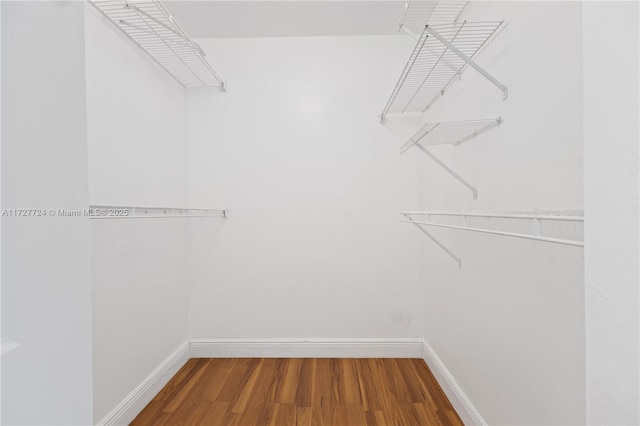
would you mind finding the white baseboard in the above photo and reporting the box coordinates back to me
[421,340,486,425]
[189,338,423,358]
[96,342,190,426]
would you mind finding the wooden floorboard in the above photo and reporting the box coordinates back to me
[131,358,463,426]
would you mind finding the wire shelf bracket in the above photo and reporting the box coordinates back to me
[381,21,506,121]
[416,144,478,198]
[89,0,225,89]
[401,118,501,199]
[402,211,584,268]
[88,205,228,219]
[426,25,507,99]
[405,214,462,268]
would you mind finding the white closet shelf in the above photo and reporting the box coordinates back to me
[400,118,502,199]
[88,205,227,219]
[381,20,506,120]
[400,117,501,153]
[399,0,469,36]
[402,211,584,268]
[89,0,225,88]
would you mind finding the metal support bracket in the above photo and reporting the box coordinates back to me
[414,143,478,199]
[403,214,461,268]
[425,25,508,100]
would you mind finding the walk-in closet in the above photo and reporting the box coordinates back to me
[1,0,639,425]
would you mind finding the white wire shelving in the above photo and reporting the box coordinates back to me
[88,205,227,219]
[402,211,584,268]
[400,118,501,199]
[381,20,507,121]
[399,0,469,36]
[89,0,225,89]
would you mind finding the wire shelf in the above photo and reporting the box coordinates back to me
[381,21,505,120]
[399,0,468,35]
[400,118,501,153]
[89,0,224,88]
[88,205,227,219]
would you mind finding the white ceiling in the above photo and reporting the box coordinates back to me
[164,1,407,38]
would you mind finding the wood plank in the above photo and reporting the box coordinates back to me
[152,358,201,402]
[332,404,368,425]
[395,358,428,403]
[437,409,464,426]
[312,358,333,425]
[331,358,362,404]
[296,406,314,426]
[130,401,167,426]
[161,358,210,413]
[200,358,239,401]
[200,401,231,426]
[274,358,303,404]
[409,359,457,412]
[216,358,262,402]
[295,358,317,407]
[355,358,397,419]
[269,403,297,426]
[230,358,265,413]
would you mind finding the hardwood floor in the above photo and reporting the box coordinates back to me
[131,358,463,426]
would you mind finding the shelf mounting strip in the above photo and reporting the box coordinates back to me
[89,0,225,88]
[381,21,506,120]
[402,211,584,268]
[88,205,227,219]
[400,118,501,199]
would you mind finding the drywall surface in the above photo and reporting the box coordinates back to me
[185,35,423,340]
[0,1,3,418]
[398,2,586,424]
[583,2,640,424]
[84,5,189,423]
[1,2,93,424]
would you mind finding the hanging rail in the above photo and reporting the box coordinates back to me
[381,21,506,121]
[89,0,225,88]
[402,211,583,267]
[88,205,227,219]
[400,118,501,199]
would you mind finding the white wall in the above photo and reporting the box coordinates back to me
[583,2,640,424]
[185,35,424,340]
[84,5,190,423]
[1,2,93,424]
[393,2,586,424]
[0,1,3,419]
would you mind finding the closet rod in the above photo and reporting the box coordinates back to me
[401,214,584,247]
[402,211,584,222]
